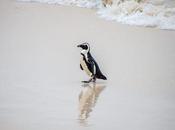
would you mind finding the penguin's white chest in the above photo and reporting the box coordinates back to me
[80,57,92,77]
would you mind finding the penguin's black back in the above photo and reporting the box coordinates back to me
[85,52,107,80]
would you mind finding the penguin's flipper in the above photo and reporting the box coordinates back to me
[87,58,96,76]
[88,54,107,80]
[80,64,83,70]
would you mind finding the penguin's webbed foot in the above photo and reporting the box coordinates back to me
[81,81,91,83]
[82,77,96,83]
[82,79,92,83]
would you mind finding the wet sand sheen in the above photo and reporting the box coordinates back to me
[0,0,175,130]
[79,83,106,120]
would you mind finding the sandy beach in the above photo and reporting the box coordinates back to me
[0,0,175,130]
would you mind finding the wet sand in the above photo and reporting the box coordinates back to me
[0,0,175,130]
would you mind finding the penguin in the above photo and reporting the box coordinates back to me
[77,42,107,83]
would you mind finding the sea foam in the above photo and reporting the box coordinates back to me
[98,0,175,30]
[19,0,175,30]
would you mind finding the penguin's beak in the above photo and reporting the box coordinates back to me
[77,44,81,48]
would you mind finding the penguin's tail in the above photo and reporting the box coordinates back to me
[97,74,107,80]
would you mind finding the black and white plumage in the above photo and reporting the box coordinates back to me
[77,43,107,83]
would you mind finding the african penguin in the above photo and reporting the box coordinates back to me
[77,43,107,83]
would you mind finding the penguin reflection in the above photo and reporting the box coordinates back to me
[78,83,106,120]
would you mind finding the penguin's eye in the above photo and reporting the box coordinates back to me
[82,45,88,50]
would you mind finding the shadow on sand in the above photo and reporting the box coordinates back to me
[78,82,106,126]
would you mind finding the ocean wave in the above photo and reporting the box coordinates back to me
[98,0,175,30]
[19,0,175,30]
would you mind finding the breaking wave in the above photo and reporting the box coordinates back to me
[19,0,175,30]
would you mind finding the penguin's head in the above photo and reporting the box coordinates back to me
[77,42,90,54]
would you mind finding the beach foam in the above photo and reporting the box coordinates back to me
[19,0,175,30]
[98,0,175,30]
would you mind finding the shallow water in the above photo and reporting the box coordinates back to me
[1,80,175,130]
[0,0,175,130]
